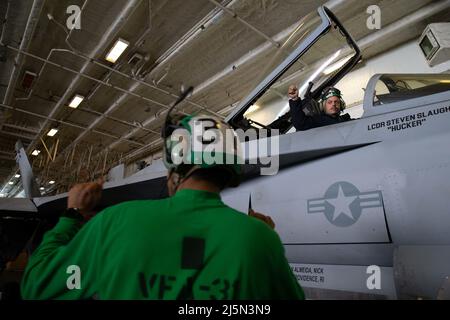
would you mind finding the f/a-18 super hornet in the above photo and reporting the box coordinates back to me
[2,6,450,300]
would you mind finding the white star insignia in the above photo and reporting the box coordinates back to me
[325,185,358,221]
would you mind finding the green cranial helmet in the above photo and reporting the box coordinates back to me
[162,114,243,187]
[320,87,346,111]
[321,87,342,100]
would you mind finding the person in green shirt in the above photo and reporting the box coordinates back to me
[20,113,304,300]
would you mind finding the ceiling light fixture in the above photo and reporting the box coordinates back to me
[32,150,41,156]
[68,94,84,108]
[105,38,129,63]
[15,174,21,178]
[49,180,55,185]
[47,128,59,136]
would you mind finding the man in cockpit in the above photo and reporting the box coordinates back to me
[288,85,352,131]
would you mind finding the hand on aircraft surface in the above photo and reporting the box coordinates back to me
[288,85,299,101]
[249,209,276,229]
[67,178,104,219]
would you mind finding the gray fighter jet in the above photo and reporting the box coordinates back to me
[2,6,450,299]
[221,6,450,300]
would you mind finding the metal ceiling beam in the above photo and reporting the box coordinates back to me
[3,44,219,135]
[123,138,163,163]
[0,150,15,156]
[104,25,302,153]
[0,129,34,141]
[84,7,321,157]
[1,45,187,114]
[192,0,350,96]
[56,48,221,117]
[0,155,15,161]
[0,2,248,172]
[0,0,11,43]
[146,0,236,79]
[78,107,159,135]
[2,123,39,134]
[2,0,45,106]
[193,22,300,95]
[23,0,142,161]
[0,103,145,147]
[15,1,96,104]
[58,77,162,159]
[37,2,255,168]
[357,0,450,50]
[105,0,450,163]
[206,0,279,48]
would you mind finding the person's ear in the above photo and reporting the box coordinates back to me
[167,170,180,195]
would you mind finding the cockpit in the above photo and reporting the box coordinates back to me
[370,74,450,106]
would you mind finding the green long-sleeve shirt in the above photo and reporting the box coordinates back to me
[21,189,304,300]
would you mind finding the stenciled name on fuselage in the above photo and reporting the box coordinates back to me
[367,105,450,132]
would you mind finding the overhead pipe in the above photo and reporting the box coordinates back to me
[3,2,227,170]
[0,0,44,195]
[193,21,299,94]
[2,123,39,134]
[1,45,179,120]
[112,0,450,162]
[16,0,91,102]
[0,129,34,141]
[0,0,365,196]
[2,44,221,125]
[357,0,450,50]
[206,0,279,47]
[88,1,342,156]
[2,0,231,119]
[0,0,11,44]
[2,0,45,106]
[50,1,250,165]
[42,0,223,167]
[0,103,145,146]
[24,0,142,156]
[145,0,237,79]
[15,66,160,135]
[59,48,219,116]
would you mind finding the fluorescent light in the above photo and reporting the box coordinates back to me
[49,180,55,185]
[47,128,59,137]
[8,181,14,185]
[32,150,41,156]
[323,55,352,75]
[15,174,21,178]
[69,94,84,108]
[105,38,129,63]
[39,187,44,191]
